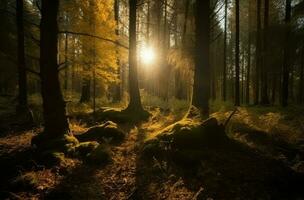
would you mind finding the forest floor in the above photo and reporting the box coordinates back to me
[0,97,304,199]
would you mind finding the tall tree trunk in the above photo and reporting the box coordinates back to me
[254,0,262,105]
[192,0,210,117]
[261,0,269,104]
[64,33,68,91]
[282,0,291,107]
[126,0,144,112]
[299,46,304,104]
[246,0,252,105]
[223,0,228,101]
[271,74,276,104]
[182,0,190,48]
[113,0,121,102]
[40,0,69,136]
[235,0,240,106]
[16,0,28,112]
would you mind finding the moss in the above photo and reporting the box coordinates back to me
[74,141,100,158]
[86,145,111,165]
[76,121,125,144]
[32,133,79,153]
[143,117,229,163]
[94,107,150,123]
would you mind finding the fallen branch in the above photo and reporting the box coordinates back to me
[224,108,238,128]
[192,187,204,200]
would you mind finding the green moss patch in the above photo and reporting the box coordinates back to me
[76,121,125,144]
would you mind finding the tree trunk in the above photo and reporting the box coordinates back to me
[192,0,210,117]
[223,0,228,101]
[246,0,252,105]
[40,0,69,136]
[299,46,304,104]
[261,0,269,104]
[281,0,291,107]
[126,0,144,112]
[16,0,28,112]
[235,0,240,106]
[80,78,91,103]
[64,33,68,91]
[254,0,262,105]
[113,0,121,102]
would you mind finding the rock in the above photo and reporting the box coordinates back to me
[76,121,125,144]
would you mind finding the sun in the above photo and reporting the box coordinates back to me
[140,46,156,65]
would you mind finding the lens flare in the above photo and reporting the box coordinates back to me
[140,46,155,64]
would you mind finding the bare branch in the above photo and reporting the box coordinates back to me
[58,31,129,50]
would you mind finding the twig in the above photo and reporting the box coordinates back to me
[224,108,238,128]
[192,187,204,200]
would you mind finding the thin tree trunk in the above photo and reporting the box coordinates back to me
[299,46,304,104]
[192,0,210,117]
[16,0,28,112]
[282,0,291,107]
[246,0,252,105]
[223,0,228,101]
[64,33,68,91]
[126,0,144,112]
[40,0,69,136]
[235,0,240,106]
[261,0,269,104]
[113,0,121,102]
[182,0,190,48]
[254,0,262,105]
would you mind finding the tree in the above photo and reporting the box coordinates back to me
[246,0,252,105]
[40,0,69,136]
[254,0,262,105]
[282,0,291,107]
[113,0,121,102]
[223,0,228,102]
[261,0,269,105]
[16,0,28,112]
[192,0,210,117]
[126,0,145,112]
[235,0,240,106]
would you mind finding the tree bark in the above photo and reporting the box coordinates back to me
[113,0,121,102]
[281,0,291,107]
[261,0,269,104]
[64,33,68,91]
[299,46,304,104]
[40,0,69,136]
[192,0,210,117]
[254,0,262,105]
[235,0,240,106]
[16,0,28,112]
[223,0,228,102]
[246,0,252,105]
[126,0,144,112]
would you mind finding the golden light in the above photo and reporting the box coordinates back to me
[140,46,156,65]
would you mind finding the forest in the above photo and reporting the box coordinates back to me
[0,0,304,199]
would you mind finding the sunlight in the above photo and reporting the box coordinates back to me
[140,46,156,65]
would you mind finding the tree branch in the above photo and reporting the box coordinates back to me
[58,31,129,50]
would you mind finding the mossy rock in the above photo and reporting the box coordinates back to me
[143,117,229,161]
[73,141,100,158]
[76,121,125,144]
[85,145,112,165]
[157,118,228,150]
[94,107,150,123]
[32,133,79,153]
